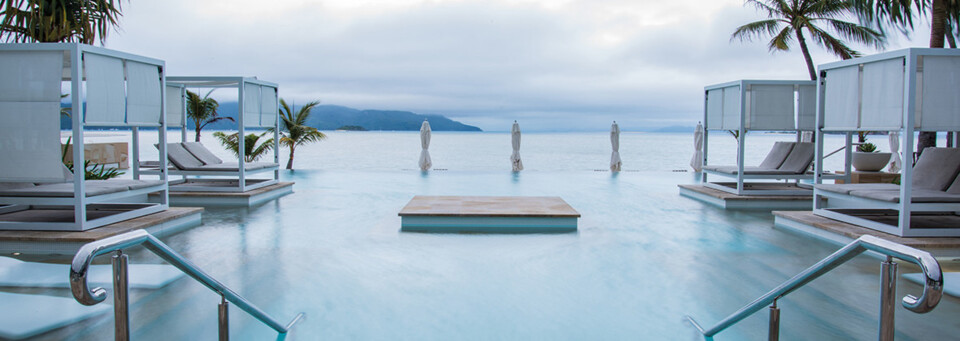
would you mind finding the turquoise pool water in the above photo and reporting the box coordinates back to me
[39,169,960,340]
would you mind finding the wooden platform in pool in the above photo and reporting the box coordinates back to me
[773,210,960,257]
[398,196,580,233]
[152,181,294,207]
[0,207,202,257]
[678,184,815,210]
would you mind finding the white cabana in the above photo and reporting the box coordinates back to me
[690,122,702,172]
[0,43,169,231]
[813,48,960,237]
[700,79,834,195]
[419,120,432,171]
[611,121,622,172]
[143,76,281,193]
[511,121,523,172]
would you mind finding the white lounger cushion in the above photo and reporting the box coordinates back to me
[847,189,960,203]
[777,142,815,174]
[164,143,205,170]
[194,162,276,171]
[815,183,900,194]
[182,142,223,165]
[759,142,795,169]
[912,148,960,191]
[703,165,797,175]
[0,180,164,197]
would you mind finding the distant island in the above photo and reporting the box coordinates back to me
[337,125,367,131]
[186,103,481,132]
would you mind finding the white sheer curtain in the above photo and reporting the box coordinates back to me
[797,84,817,131]
[125,61,162,125]
[721,86,741,130]
[242,83,261,127]
[83,53,125,124]
[860,58,904,130]
[259,86,278,128]
[823,65,860,130]
[165,85,184,127]
[747,84,795,130]
[0,51,68,182]
[919,56,960,130]
[706,89,723,130]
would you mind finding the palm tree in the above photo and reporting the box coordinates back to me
[276,98,326,170]
[0,0,125,44]
[732,0,885,80]
[212,131,274,163]
[186,90,234,142]
[849,0,960,154]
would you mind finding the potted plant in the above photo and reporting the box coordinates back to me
[852,140,893,172]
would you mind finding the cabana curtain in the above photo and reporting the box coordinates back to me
[165,85,184,127]
[125,61,163,125]
[0,51,69,182]
[260,86,278,127]
[84,53,126,124]
[242,83,261,127]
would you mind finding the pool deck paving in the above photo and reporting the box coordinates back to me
[774,210,960,250]
[678,184,814,210]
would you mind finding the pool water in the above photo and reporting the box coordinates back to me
[39,169,960,340]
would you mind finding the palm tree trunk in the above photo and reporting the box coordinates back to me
[796,29,817,80]
[286,146,295,170]
[195,128,202,142]
[918,0,949,156]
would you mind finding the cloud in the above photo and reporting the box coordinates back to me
[105,0,928,131]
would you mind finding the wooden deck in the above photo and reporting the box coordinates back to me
[157,181,294,207]
[0,207,202,256]
[678,184,815,210]
[774,210,960,255]
[399,196,579,233]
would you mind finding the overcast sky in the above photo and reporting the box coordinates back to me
[104,0,930,131]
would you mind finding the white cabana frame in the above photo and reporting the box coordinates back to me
[0,43,169,231]
[141,76,280,192]
[700,79,837,195]
[813,48,960,237]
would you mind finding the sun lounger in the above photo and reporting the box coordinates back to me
[141,142,279,192]
[702,142,817,195]
[815,148,960,218]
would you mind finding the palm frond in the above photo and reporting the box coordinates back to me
[769,25,795,51]
[806,25,858,59]
[731,19,784,42]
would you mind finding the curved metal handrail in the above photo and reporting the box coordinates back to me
[685,235,943,338]
[70,230,303,334]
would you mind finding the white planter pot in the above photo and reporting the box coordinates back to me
[852,152,892,172]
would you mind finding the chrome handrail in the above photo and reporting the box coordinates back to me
[70,230,304,338]
[685,235,943,339]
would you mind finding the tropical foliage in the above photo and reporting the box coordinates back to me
[186,90,234,142]
[212,131,274,163]
[0,0,125,44]
[60,136,123,179]
[732,0,885,80]
[276,98,326,170]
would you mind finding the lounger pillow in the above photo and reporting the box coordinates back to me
[161,143,205,170]
[758,142,795,170]
[912,148,960,191]
[182,142,223,165]
[777,142,815,174]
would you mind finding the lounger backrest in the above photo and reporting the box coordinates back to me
[182,142,223,165]
[758,142,795,169]
[777,142,815,173]
[163,143,204,170]
[913,148,960,191]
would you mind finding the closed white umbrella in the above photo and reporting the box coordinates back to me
[690,122,703,172]
[511,121,523,171]
[610,121,622,172]
[419,120,432,171]
[888,132,902,173]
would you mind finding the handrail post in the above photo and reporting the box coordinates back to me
[219,294,230,341]
[112,250,130,341]
[879,256,898,341]
[768,300,780,341]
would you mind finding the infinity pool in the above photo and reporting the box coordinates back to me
[38,170,960,340]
